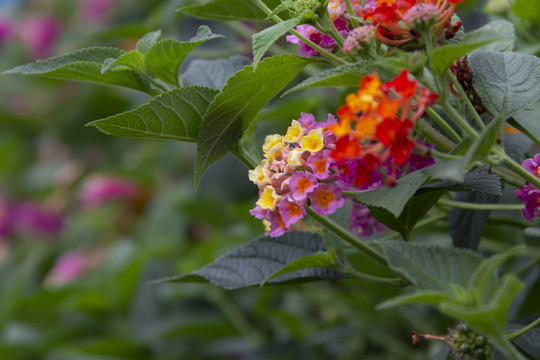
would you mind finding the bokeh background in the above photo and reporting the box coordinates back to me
[1,0,536,359]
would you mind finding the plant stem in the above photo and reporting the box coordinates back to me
[441,100,479,139]
[502,153,540,190]
[431,149,461,160]
[339,265,408,287]
[506,316,540,340]
[425,107,462,142]
[307,208,389,267]
[416,118,456,152]
[251,0,348,65]
[447,70,485,130]
[344,0,360,28]
[438,198,524,211]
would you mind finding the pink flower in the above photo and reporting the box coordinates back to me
[12,202,64,237]
[308,184,345,215]
[286,24,336,57]
[350,202,385,236]
[307,150,333,179]
[0,16,13,45]
[278,196,306,227]
[47,250,103,286]
[16,15,62,58]
[516,183,540,221]
[289,172,319,201]
[267,211,287,237]
[80,0,117,24]
[79,175,138,208]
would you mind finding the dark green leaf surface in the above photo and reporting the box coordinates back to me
[87,86,219,141]
[378,241,483,291]
[2,47,146,91]
[178,0,281,21]
[144,26,223,86]
[194,55,311,187]
[469,51,540,118]
[262,251,337,285]
[152,232,347,289]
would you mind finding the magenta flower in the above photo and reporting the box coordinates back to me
[47,250,103,286]
[278,196,306,227]
[308,184,345,215]
[0,199,14,240]
[350,202,385,236]
[289,172,319,201]
[80,175,138,208]
[80,0,117,24]
[516,154,540,221]
[16,15,62,58]
[0,16,13,45]
[12,202,64,237]
[286,24,336,57]
[267,211,287,237]
[307,150,333,179]
[521,153,540,176]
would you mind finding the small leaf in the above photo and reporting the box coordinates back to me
[469,51,540,118]
[179,56,251,90]
[135,30,162,53]
[378,241,483,291]
[262,251,338,285]
[151,232,348,289]
[377,290,452,310]
[252,17,300,69]
[430,40,494,77]
[449,192,500,250]
[87,86,219,141]
[1,47,146,92]
[144,25,224,86]
[194,55,311,187]
[461,20,516,53]
[101,50,145,73]
[178,0,282,21]
[352,170,428,217]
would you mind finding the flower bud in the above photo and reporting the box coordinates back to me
[343,25,376,54]
[402,3,439,31]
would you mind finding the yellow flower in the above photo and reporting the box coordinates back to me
[262,134,284,160]
[248,161,270,185]
[256,186,282,211]
[300,128,324,153]
[288,148,306,166]
[284,120,306,143]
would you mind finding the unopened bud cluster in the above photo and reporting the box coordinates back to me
[445,323,491,360]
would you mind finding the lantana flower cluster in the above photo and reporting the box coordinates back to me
[515,154,540,221]
[250,70,436,237]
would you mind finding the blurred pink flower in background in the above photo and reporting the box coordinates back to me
[47,250,103,286]
[79,0,118,24]
[79,175,138,208]
[0,15,13,45]
[16,14,62,58]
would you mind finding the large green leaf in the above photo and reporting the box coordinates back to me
[151,232,348,289]
[101,50,145,73]
[430,40,494,77]
[378,241,483,292]
[178,0,282,21]
[144,25,223,86]
[469,51,540,118]
[462,20,515,52]
[1,47,146,92]
[252,17,300,69]
[87,86,219,141]
[352,170,428,217]
[135,30,162,53]
[179,56,251,90]
[194,54,311,187]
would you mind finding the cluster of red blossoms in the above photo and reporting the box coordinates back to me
[361,0,467,46]
[249,70,437,237]
[331,69,438,186]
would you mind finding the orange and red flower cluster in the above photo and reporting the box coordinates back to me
[328,69,437,186]
[361,0,466,46]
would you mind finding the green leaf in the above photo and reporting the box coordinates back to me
[262,251,338,285]
[512,326,540,358]
[194,54,311,187]
[352,170,428,217]
[377,290,452,310]
[178,0,282,21]
[423,165,503,196]
[252,17,300,69]
[462,20,516,53]
[469,51,540,118]
[511,101,540,147]
[513,0,540,21]
[135,30,162,53]
[151,232,348,289]
[430,40,494,77]
[144,25,224,86]
[378,241,483,291]
[101,50,145,73]
[1,47,146,92]
[179,56,251,90]
[87,86,219,141]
